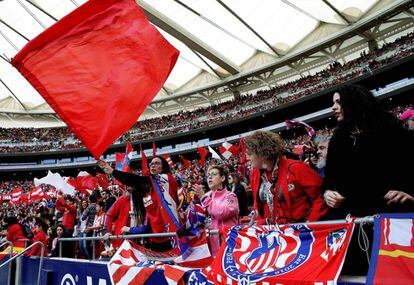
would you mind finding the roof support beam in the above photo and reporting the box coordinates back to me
[215,0,281,57]
[0,79,27,111]
[138,1,240,75]
[321,0,351,25]
[0,28,18,51]
[25,0,58,22]
[281,0,320,22]
[16,0,47,29]
[0,19,30,41]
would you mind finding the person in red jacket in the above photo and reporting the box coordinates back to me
[245,130,327,224]
[55,194,77,257]
[5,216,27,248]
[25,219,48,257]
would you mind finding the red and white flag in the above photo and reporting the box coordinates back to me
[366,213,414,284]
[108,234,212,285]
[11,187,23,203]
[208,146,222,161]
[163,155,174,169]
[219,142,239,160]
[29,186,49,201]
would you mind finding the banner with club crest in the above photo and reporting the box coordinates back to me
[189,222,354,285]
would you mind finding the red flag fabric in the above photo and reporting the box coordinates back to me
[239,138,247,179]
[201,223,354,284]
[239,138,246,164]
[179,155,191,170]
[366,213,414,285]
[29,186,49,202]
[153,142,157,157]
[140,146,150,176]
[11,0,179,158]
[116,142,134,172]
[163,155,174,169]
[11,187,23,203]
[197,147,209,167]
[96,172,111,189]
[219,142,239,160]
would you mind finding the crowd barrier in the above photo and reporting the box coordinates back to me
[0,217,376,285]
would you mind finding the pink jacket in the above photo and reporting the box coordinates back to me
[201,189,239,256]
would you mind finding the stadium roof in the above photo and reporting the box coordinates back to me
[0,0,413,127]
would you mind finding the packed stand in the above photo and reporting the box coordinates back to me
[0,32,413,153]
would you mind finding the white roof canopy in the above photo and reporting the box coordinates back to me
[0,0,402,119]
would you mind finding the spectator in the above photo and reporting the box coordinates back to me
[194,165,239,257]
[100,190,116,213]
[323,85,414,217]
[228,173,248,218]
[314,134,331,178]
[245,131,327,225]
[5,216,26,248]
[55,194,77,257]
[98,155,181,252]
[399,109,414,131]
[25,219,48,257]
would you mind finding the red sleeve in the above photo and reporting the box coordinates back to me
[66,203,77,214]
[55,197,66,212]
[6,225,18,243]
[293,163,327,221]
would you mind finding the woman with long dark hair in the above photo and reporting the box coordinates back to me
[323,85,414,217]
[98,155,180,252]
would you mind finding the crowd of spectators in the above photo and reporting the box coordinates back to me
[0,32,413,153]
[0,99,412,261]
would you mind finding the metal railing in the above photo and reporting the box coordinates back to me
[57,216,375,260]
[0,241,13,285]
[0,241,45,285]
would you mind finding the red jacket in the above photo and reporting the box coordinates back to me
[55,198,77,230]
[250,156,327,224]
[7,224,26,248]
[145,174,179,240]
[105,195,131,248]
[25,230,48,257]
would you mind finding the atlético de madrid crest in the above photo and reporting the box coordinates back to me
[222,225,314,283]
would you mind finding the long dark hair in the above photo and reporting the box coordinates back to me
[152,155,171,174]
[335,85,403,131]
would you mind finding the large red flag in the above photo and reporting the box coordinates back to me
[11,0,179,158]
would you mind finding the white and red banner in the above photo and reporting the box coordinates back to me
[34,171,75,195]
[29,186,49,201]
[10,187,23,203]
[189,223,354,285]
[366,213,414,284]
[219,142,239,160]
[108,233,212,285]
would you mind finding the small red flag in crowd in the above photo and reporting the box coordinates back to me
[140,145,150,176]
[197,147,209,167]
[163,155,174,169]
[153,142,157,157]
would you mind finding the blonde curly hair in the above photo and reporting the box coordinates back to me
[244,130,285,159]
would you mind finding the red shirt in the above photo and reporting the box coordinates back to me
[7,224,26,248]
[55,198,77,230]
[105,195,131,248]
[25,230,48,257]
